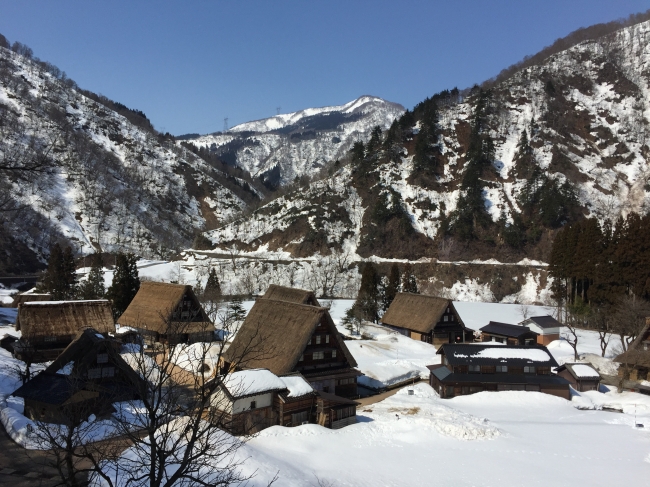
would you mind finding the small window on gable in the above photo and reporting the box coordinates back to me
[313,351,324,360]
[325,334,330,344]
[97,353,109,364]
[315,335,321,345]
[88,368,101,379]
[102,367,115,378]
[444,316,448,322]
[332,350,337,358]
[250,401,256,409]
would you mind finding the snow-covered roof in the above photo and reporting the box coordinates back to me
[571,364,600,378]
[466,348,551,362]
[439,344,559,367]
[222,369,287,398]
[23,299,110,306]
[280,376,314,398]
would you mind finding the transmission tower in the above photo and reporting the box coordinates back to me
[223,117,229,132]
[276,107,281,115]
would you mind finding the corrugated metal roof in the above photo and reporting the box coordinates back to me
[480,321,535,338]
[437,344,559,367]
[432,371,570,386]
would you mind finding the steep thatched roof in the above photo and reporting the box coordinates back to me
[615,322,650,367]
[16,300,114,340]
[117,281,211,334]
[262,284,320,306]
[224,298,356,375]
[381,293,451,334]
[11,293,51,308]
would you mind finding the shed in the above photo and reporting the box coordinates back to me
[519,315,562,345]
[480,321,539,346]
[14,300,115,362]
[262,284,320,306]
[614,321,650,382]
[556,363,601,392]
[381,293,473,345]
[117,281,213,344]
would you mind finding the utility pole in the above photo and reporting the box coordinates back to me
[276,107,281,115]
[223,117,229,132]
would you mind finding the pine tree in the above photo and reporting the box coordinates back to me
[401,263,419,294]
[39,243,78,299]
[204,268,222,301]
[228,295,246,322]
[107,253,140,319]
[353,263,381,323]
[79,253,105,300]
[383,263,401,310]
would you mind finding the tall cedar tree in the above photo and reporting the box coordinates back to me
[107,253,140,319]
[204,268,222,300]
[383,263,401,310]
[228,295,247,322]
[354,263,381,322]
[412,98,440,176]
[79,253,105,300]
[39,243,78,299]
[401,263,419,294]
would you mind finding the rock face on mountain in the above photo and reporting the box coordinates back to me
[206,19,650,265]
[181,96,405,188]
[0,45,255,273]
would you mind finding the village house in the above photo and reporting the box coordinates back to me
[614,320,650,384]
[381,293,474,345]
[209,368,357,435]
[479,321,539,346]
[224,294,361,398]
[262,284,321,306]
[555,363,601,392]
[11,328,145,424]
[117,281,214,345]
[428,343,571,399]
[14,300,114,362]
[518,315,562,345]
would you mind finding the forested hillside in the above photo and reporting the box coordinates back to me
[0,37,262,274]
[206,17,650,266]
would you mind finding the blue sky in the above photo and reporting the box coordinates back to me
[1,1,649,134]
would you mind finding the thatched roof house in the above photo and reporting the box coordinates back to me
[12,328,145,423]
[262,284,320,306]
[381,293,473,345]
[11,293,51,308]
[117,281,213,344]
[14,300,114,362]
[614,321,650,382]
[224,296,360,398]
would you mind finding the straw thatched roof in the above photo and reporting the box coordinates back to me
[16,300,114,340]
[117,281,211,334]
[11,293,51,308]
[224,298,356,375]
[615,322,650,368]
[381,293,451,334]
[262,284,320,306]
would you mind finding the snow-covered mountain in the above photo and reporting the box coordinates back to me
[181,96,404,187]
[0,45,256,273]
[200,18,650,301]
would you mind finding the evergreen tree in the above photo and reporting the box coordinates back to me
[39,243,78,299]
[412,99,440,176]
[383,263,401,310]
[228,295,247,322]
[107,253,140,319]
[401,263,419,294]
[353,263,381,323]
[79,253,105,300]
[204,268,222,300]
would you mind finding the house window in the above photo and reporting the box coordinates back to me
[496,365,508,373]
[313,351,325,360]
[102,367,115,378]
[291,410,310,425]
[325,335,330,344]
[468,365,480,373]
[524,366,536,374]
[250,401,256,409]
[44,336,57,343]
[537,367,550,375]
[332,350,337,358]
[97,353,109,364]
[88,368,101,379]
[315,335,321,345]
[444,316,448,322]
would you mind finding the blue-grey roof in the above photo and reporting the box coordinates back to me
[480,321,536,338]
[431,371,570,386]
[524,315,562,329]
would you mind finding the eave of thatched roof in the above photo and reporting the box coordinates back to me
[11,293,51,308]
[381,293,450,334]
[16,300,114,339]
[224,298,356,375]
[262,284,320,306]
[117,281,211,334]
